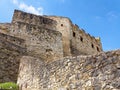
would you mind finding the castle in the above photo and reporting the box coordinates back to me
[0,10,119,90]
[0,10,102,62]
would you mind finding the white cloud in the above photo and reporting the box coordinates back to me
[19,3,43,15]
[12,0,18,5]
[12,0,43,15]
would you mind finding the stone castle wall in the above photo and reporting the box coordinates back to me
[45,16,102,56]
[0,23,11,34]
[0,10,106,87]
[17,50,120,90]
[9,22,63,62]
[10,10,103,57]
[45,16,73,56]
[0,32,26,83]
[71,24,102,56]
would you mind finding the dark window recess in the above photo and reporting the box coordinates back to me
[46,49,52,52]
[73,32,75,37]
[91,44,94,48]
[73,32,76,37]
[97,47,100,52]
[80,36,83,42]
[61,24,63,26]
[117,67,120,69]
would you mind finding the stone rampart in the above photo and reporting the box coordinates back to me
[17,50,120,90]
[0,32,26,83]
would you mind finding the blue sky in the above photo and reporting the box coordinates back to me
[0,0,120,51]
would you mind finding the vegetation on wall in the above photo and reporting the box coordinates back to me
[0,82,18,90]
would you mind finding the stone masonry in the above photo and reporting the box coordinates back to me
[0,10,119,90]
[0,9,103,62]
[18,50,120,90]
[0,32,26,82]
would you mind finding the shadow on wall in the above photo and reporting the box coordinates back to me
[0,33,26,83]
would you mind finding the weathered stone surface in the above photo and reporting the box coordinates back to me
[12,10,57,30]
[0,32,26,83]
[0,23,11,34]
[18,50,120,90]
[0,10,119,90]
[9,22,63,62]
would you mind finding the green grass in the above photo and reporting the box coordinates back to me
[0,82,19,90]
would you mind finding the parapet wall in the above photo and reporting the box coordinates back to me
[17,50,120,90]
[12,10,57,30]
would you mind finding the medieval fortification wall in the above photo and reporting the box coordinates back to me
[10,10,102,59]
[0,10,119,90]
[18,50,120,90]
[71,25,102,56]
[0,32,26,83]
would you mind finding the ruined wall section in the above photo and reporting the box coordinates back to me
[0,32,26,83]
[12,10,57,30]
[71,24,102,56]
[10,22,63,62]
[0,23,11,34]
[0,32,26,48]
[17,50,120,90]
[45,16,73,56]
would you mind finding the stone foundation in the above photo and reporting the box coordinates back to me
[18,50,120,90]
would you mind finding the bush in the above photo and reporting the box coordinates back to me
[0,82,19,90]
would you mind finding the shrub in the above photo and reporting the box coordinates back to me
[0,82,19,90]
